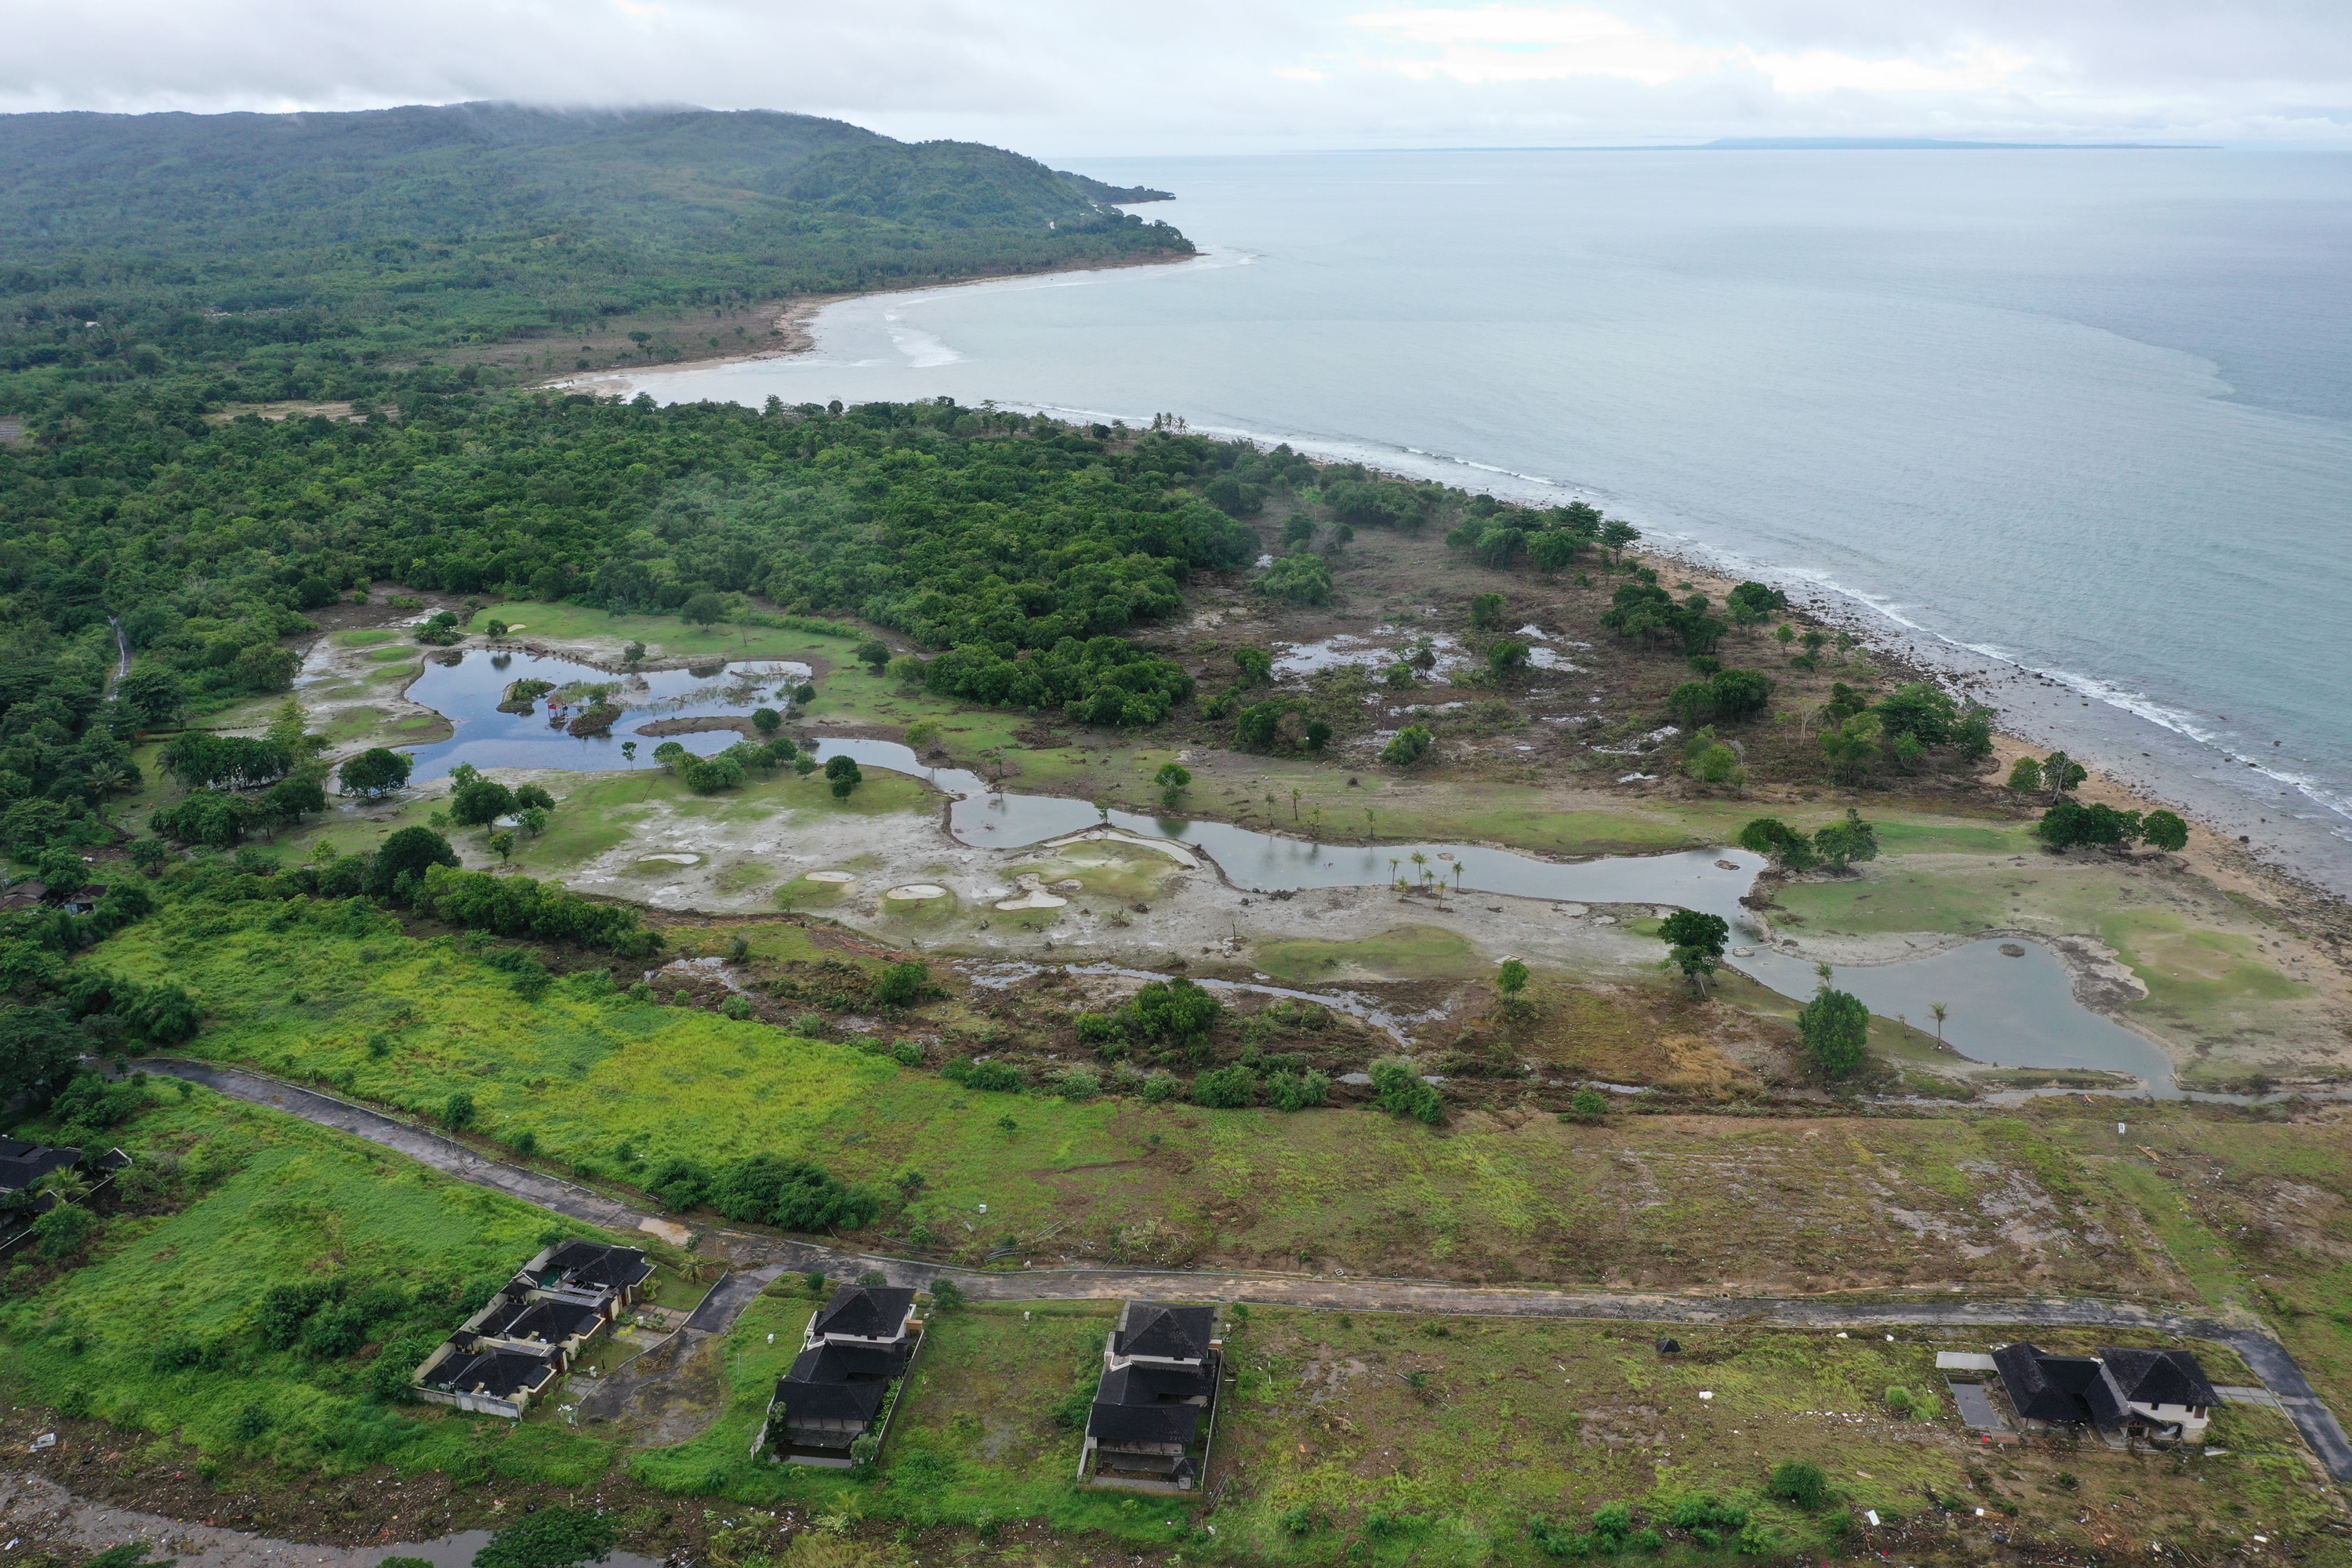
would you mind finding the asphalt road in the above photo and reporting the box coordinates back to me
[137,1055,2352,1483]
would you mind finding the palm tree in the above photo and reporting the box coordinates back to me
[1453,862,1466,892]
[1930,1002,1949,1048]
[1290,786,1302,822]
[1388,856,1401,884]
[1410,851,1430,887]
[1813,960,1834,992]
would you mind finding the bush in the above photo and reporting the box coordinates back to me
[928,1278,966,1311]
[941,1058,1023,1092]
[1567,1087,1608,1120]
[1769,1458,1829,1508]
[1265,1069,1329,1111]
[1798,989,1871,1080]
[710,1155,880,1232]
[1380,724,1435,768]
[873,960,929,1007]
[1048,1067,1102,1102]
[472,1506,620,1568]
[1369,1058,1443,1123]
[1190,1064,1257,1109]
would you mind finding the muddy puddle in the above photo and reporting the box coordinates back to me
[394,661,2184,1092]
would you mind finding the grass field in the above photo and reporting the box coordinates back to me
[629,1298,2339,1566]
[0,1087,619,1483]
[83,895,2216,1299]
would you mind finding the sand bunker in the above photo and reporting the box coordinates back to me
[637,853,701,866]
[885,884,948,900]
[995,873,1069,911]
[804,869,856,884]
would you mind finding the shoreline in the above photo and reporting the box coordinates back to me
[540,267,2349,916]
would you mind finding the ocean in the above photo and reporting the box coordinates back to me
[603,149,2352,895]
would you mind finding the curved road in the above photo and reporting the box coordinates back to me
[136,1056,2352,1483]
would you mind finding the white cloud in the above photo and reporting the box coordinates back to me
[1352,6,1729,85]
[1749,44,2040,94]
[0,0,2346,151]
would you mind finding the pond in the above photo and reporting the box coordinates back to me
[401,648,811,781]
[394,655,2183,1092]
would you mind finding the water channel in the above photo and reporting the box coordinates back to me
[390,648,2182,1093]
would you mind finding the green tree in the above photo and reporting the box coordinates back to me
[446,1091,478,1130]
[114,667,188,729]
[1813,808,1879,870]
[1657,909,1730,995]
[855,638,892,673]
[488,829,517,864]
[682,593,725,627]
[622,641,648,670]
[2005,756,2044,793]
[1468,592,1507,630]
[337,747,414,797]
[1798,989,1871,1079]
[753,706,783,735]
[128,837,170,876]
[1737,817,1818,871]
[1153,760,1191,808]
[823,754,862,799]
[2140,809,2189,852]
[1487,640,1530,677]
[1302,718,1331,751]
[1494,959,1530,1013]
[450,778,516,827]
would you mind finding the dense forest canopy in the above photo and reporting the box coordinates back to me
[0,103,1190,418]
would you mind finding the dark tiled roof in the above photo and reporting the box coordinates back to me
[778,1370,886,1425]
[430,1345,559,1399]
[1114,1301,1214,1362]
[0,1141,84,1193]
[1106,1360,1211,1403]
[1994,1343,2128,1426]
[1087,1399,1200,1446]
[815,1285,916,1339]
[478,1298,601,1345]
[539,1240,653,1291]
[2101,1348,2220,1410]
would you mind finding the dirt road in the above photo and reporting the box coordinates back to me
[134,1057,2352,1483]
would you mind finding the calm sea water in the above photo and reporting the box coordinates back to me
[607,150,2352,894]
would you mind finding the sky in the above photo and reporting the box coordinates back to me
[4,0,2350,153]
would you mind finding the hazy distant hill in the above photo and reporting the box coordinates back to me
[0,103,1190,408]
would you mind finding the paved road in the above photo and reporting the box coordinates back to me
[137,1056,2352,1483]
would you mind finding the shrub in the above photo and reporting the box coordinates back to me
[1799,989,1871,1080]
[1369,1058,1443,1123]
[472,1506,620,1568]
[710,1155,881,1232]
[1769,1458,1829,1509]
[1265,1069,1329,1112]
[941,1058,1023,1093]
[1380,724,1435,768]
[928,1278,966,1311]
[1048,1067,1102,1102]
[873,960,929,1007]
[1191,1064,1257,1109]
[1568,1087,1608,1120]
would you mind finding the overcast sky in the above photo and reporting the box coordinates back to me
[6,0,2349,153]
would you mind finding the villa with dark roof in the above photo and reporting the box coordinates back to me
[757,1284,924,1466]
[0,1139,132,1259]
[1079,1301,1221,1490]
[412,1240,655,1417]
[1993,1343,2220,1443]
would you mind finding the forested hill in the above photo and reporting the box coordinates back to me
[0,103,1190,416]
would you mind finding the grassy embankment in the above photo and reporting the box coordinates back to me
[85,895,2212,1298]
[627,1297,2335,1566]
